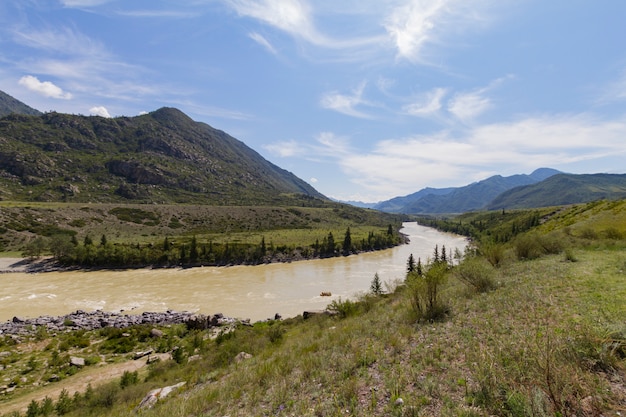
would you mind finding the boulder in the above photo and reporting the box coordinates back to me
[234,351,252,362]
[69,357,85,367]
[136,381,186,410]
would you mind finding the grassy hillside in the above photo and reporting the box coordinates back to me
[487,173,626,210]
[2,200,624,416]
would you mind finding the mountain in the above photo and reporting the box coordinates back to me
[0,90,42,118]
[0,106,325,204]
[486,173,626,209]
[375,168,561,214]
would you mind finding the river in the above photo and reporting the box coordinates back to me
[0,223,467,322]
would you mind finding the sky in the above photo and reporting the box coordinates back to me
[1,1,625,203]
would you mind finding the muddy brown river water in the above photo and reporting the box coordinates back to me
[0,223,467,322]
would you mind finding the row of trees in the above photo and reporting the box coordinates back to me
[25,225,401,268]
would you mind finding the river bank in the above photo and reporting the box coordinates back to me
[0,309,243,337]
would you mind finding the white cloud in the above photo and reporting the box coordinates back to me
[384,0,448,62]
[383,0,498,63]
[447,90,491,122]
[89,106,111,117]
[404,87,447,117]
[60,0,112,7]
[249,32,278,55]
[18,75,72,99]
[223,0,384,53]
[225,0,323,44]
[320,82,373,118]
[13,27,106,58]
[263,140,303,157]
[309,177,318,183]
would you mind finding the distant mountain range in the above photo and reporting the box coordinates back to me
[372,168,626,214]
[0,91,324,204]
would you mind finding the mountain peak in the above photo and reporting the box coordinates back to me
[529,167,562,181]
[148,107,193,126]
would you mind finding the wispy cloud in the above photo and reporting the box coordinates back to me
[383,0,497,63]
[403,87,448,117]
[18,75,72,99]
[320,82,374,118]
[13,26,107,58]
[263,140,304,157]
[447,89,491,122]
[248,32,278,55]
[60,0,113,7]
[225,0,323,44]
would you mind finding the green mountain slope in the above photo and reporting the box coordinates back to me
[0,106,324,204]
[486,173,626,209]
[375,168,561,214]
[0,91,42,118]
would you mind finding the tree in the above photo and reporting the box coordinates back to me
[100,234,108,246]
[189,236,198,262]
[407,253,416,273]
[22,237,47,260]
[26,399,40,417]
[84,235,93,246]
[441,244,447,263]
[342,227,352,255]
[370,272,383,295]
[50,235,75,260]
[326,232,335,256]
[56,388,73,415]
[416,257,423,276]
[433,244,440,263]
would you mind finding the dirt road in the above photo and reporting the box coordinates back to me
[1,353,170,415]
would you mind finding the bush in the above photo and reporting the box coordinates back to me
[120,370,139,388]
[513,234,544,260]
[407,262,450,322]
[455,257,497,293]
[327,298,359,318]
[480,241,506,268]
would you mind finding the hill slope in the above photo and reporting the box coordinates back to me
[0,91,42,118]
[0,106,324,204]
[375,168,560,214]
[487,173,626,209]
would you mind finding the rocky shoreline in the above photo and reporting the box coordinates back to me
[0,309,245,337]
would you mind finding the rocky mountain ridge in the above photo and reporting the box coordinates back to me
[0,91,324,205]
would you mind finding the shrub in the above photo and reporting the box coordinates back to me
[120,370,139,388]
[513,234,544,260]
[455,257,497,293]
[480,241,506,268]
[327,298,359,318]
[407,262,450,322]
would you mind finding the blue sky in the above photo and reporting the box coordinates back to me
[1,1,625,203]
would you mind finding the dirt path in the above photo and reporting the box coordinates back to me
[1,353,170,415]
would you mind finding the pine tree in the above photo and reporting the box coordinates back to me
[342,227,352,255]
[407,253,416,273]
[370,273,383,295]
